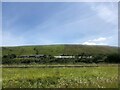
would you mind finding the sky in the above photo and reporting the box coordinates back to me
[2,2,118,46]
[0,2,2,46]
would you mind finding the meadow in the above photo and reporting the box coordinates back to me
[2,64,118,88]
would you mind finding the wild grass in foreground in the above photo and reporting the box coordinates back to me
[3,66,118,88]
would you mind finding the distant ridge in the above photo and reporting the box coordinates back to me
[2,44,117,47]
[2,44,118,56]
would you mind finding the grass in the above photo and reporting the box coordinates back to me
[2,64,118,88]
[2,44,117,56]
[2,45,64,56]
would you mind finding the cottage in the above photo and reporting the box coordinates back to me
[17,55,29,58]
[17,54,46,58]
[35,55,46,58]
[78,56,92,59]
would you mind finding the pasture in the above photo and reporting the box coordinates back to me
[2,64,118,88]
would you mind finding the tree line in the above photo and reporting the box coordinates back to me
[2,53,119,64]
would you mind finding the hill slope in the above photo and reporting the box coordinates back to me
[2,44,118,56]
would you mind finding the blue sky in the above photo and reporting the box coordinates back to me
[2,2,118,46]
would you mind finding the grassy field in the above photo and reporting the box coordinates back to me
[2,64,118,88]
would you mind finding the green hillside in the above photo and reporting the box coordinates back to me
[2,44,117,56]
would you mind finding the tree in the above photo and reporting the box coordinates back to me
[34,48,39,55]
[2,54,16,64]
[105,53,119,63]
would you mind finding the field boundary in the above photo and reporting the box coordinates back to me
[2,64,100,68]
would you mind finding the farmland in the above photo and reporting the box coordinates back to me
[2,45,119,88]
[2,64,118,88]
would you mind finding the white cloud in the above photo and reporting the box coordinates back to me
[89,37,107,42]
[82,37,108,45]
[82,42,97,45]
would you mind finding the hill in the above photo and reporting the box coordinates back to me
[2,44,118,56]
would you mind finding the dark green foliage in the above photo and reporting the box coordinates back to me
[2,54,16,64]
[105,53,119,63]
[34,48,39,55]
[92,54,105,63]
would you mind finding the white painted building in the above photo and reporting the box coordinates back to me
[54,55,92,59]
[54,56,75,59]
